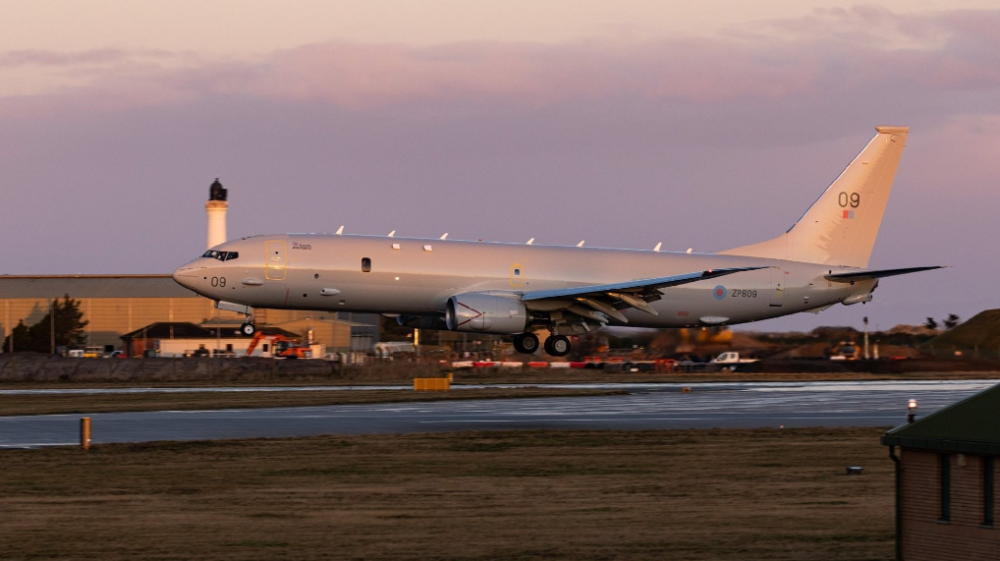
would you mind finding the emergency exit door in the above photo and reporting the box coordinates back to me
[265,241,287,280]
[769,267,784,307]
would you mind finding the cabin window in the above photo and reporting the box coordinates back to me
[985,457,995,527]
[514,268,521,276]
[940,454,951,522]
[362,257,372,273]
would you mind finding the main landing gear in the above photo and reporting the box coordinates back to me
[512,332,571,358]
[512,332,540,354]
[544,334,571,358]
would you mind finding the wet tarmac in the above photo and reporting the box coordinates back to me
[1,380,995,448]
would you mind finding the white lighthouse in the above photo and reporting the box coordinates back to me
[205,178,228,250]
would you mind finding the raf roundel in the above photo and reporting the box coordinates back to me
[713,285,728,300]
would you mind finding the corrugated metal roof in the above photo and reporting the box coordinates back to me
[0,275,197,299]
[882,383,1000,455]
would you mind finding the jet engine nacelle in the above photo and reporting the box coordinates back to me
[445,293,528,334]
[396,314,449,330]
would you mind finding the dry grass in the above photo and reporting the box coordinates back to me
[0,427,894,561]
[0,388,625,416]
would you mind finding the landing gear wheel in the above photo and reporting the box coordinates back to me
[513,332,540,354]
[544,335,571,358]
[240,322,256,337]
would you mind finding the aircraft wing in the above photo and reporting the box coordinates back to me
[520,267,764,324]
[824,266,943,283]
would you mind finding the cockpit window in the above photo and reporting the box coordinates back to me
[201,250,239,261]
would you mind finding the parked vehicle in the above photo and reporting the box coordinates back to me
[245,332,312,359]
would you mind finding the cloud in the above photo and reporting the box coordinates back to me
[0,6,998,331]
[2,6,999,118]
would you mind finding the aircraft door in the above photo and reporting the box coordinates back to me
[265,241,287,280]
[769,267,784,307]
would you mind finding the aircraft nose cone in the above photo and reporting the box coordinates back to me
[172,264,200,290]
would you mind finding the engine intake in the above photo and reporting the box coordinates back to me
[445,293,528,334]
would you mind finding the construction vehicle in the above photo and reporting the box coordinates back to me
[829,341,860,361]
[245,332,312,359]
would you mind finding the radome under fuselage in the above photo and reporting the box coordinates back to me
[172,233,874,329]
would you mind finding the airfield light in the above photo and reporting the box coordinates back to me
[907,399,918,424]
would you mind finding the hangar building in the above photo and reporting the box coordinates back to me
[0,274,378,354]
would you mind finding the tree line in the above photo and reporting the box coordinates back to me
[2,295,88,353]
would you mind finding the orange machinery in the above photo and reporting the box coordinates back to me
[245,332,312,359]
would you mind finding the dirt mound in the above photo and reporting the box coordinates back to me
[926,309,1000,350]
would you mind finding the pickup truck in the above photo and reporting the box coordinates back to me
[711,352,760,365]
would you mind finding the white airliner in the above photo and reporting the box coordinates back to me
[174,126,940,357]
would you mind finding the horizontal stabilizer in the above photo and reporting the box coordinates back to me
[522,267,764,301]
[824,266,943,283]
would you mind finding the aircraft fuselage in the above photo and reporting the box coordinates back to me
[173,233,873,329]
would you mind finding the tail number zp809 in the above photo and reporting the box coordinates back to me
[731,289,757,298]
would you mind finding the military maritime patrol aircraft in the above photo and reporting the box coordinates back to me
[173,126,940,357]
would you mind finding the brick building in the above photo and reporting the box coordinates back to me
[882,384,1000,560]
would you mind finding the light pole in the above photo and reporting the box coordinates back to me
[863,316,870,360]
[50,298,56,355]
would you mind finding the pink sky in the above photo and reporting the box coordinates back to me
[1,2,998,332]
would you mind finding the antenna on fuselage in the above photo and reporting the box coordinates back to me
[576,240,585,247]
[335,225,344,235]
[686,248,693,254]
[440,233,448,240]
[388,230,396,238]
[654,242,662,252]
[526,238,534,245]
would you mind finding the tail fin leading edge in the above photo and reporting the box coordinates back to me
[720,126,909,268]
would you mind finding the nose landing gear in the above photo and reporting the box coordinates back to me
[240,322,256,337]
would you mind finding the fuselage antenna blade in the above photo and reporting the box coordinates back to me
[654,242,662,252]
[577,240,585,247]
[335,225,344,235]
[526,238,535,245]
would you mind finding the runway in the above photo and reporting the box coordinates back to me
[1,380,995,448]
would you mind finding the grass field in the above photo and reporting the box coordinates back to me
[0,387,625,416]
[0,427,894,561]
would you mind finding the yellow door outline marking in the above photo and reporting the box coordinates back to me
[265,241,287,280]
[510,263,525,287]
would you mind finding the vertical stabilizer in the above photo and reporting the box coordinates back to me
[719,126,908,268]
